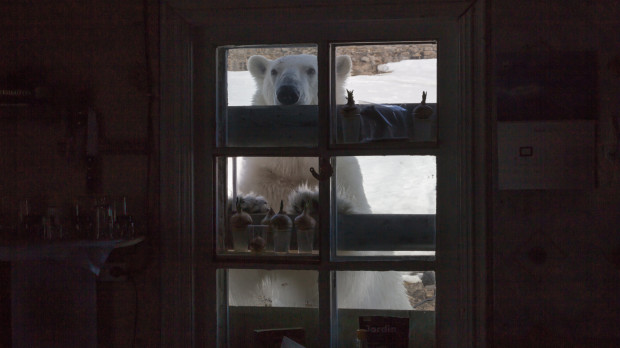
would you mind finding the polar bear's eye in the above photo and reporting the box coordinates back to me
[306,67,316,76]
[270,69,278,76]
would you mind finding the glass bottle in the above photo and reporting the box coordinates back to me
[270,200,292,253]
[356,329,368,348]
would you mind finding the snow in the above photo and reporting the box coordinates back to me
[227,58,437,106]
[344,59,437,104]
[226,59,437,214]
[402,273,423,284]
[356,156,435,214]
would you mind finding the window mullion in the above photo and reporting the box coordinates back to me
[316,40,335,348]
[317,42,331,154]
[317,42,331,265]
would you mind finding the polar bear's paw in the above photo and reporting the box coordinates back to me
[228,193,269,214]
[285,184,319,215]
[286,183,358,215]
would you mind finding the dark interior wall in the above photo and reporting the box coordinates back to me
[492,1,620,346]
[0,1,160,347]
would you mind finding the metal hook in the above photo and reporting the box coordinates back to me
[310,158,333,182]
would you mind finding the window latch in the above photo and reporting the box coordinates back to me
[310,158,333,181]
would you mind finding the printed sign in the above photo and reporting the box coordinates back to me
[359,316,409,348]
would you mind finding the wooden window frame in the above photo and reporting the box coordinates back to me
[160,2,488,347]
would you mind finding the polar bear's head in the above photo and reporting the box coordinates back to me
[248,54,352,106]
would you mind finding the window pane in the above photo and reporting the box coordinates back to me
[222,46,319,147]
[224,269,319,347]
[334,156,436,257]
[336,271,435,348]
[333,43,437,144]
[217,157,320,257]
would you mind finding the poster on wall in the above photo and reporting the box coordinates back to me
[496,51,597,121]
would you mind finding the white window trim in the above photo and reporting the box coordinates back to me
[160,2,488,347]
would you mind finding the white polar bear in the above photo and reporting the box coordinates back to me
[228,54,411,310]
[248,54,349,106]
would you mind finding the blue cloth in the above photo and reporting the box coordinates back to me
[359,104,409,142]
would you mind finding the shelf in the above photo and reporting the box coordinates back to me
[225,103,436,147]
[0,236,145,262]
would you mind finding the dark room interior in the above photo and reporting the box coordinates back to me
[1,0,619,347]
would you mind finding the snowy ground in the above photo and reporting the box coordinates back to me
[227,58,437,106]
[227,59,438,214]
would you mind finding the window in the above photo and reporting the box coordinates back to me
[210,27,455,347]
[160,3,486,347]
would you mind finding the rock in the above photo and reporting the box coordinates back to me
[421,271,435,286]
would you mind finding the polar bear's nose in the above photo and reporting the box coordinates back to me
[276,85,300,105]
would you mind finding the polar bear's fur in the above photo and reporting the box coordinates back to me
[229,54,411,310]
[248,54,352,106]
[240,54,370,214]
[238,156,371,215]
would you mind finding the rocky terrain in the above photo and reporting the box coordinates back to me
[227,44,437,76]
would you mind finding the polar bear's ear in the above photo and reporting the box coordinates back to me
[336,55,352,79]
[248,55,271,80]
